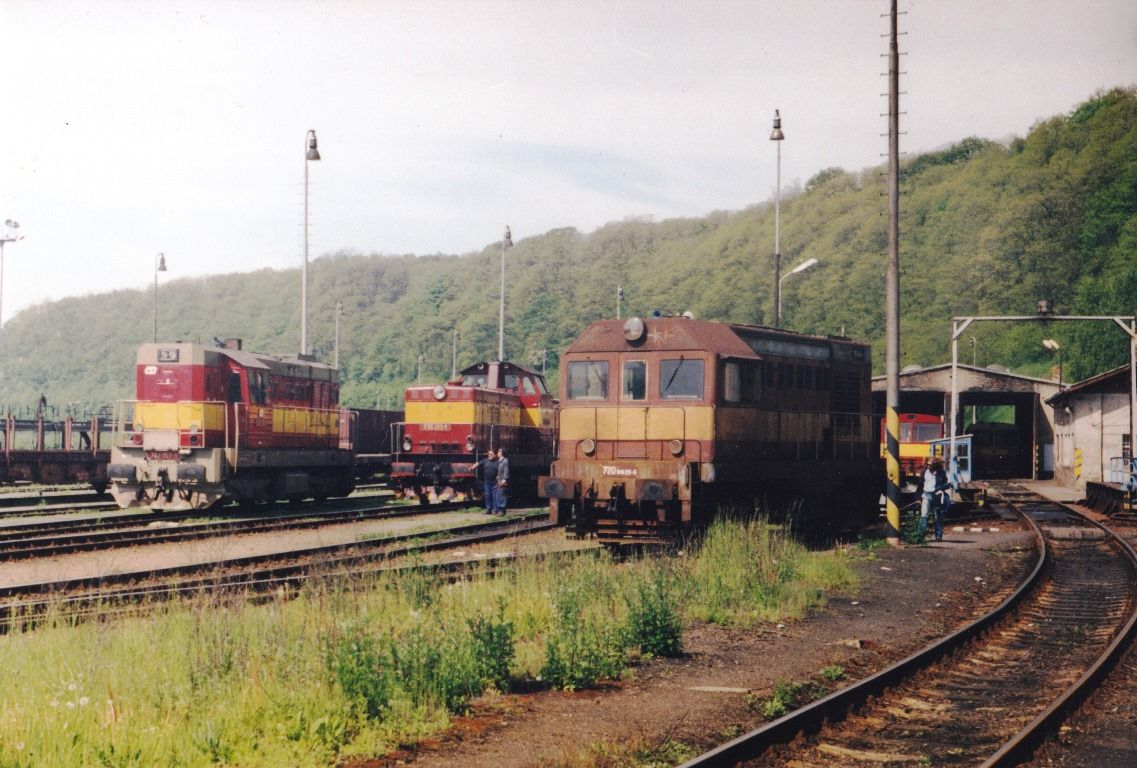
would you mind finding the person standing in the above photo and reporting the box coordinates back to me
[470,449,498,514]
[918,456,949,542]
[495,447,510,515]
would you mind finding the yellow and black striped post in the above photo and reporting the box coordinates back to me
[884,407,901,540]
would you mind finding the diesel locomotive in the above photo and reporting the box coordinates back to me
[108,339,355,510]
[538,316,881,542]
[391,360,556,503]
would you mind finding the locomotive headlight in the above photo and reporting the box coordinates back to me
[668,439,684,456]
[581,438,596,455]
[623,316,646,343]
[433,385,446,400]
[402,436,413,452]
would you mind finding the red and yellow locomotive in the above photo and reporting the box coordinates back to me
[391,360,555,503]
[108,339,354,510]
[538,316,881,542]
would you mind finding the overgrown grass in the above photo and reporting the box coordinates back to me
[0,517,856,766]
[683,516,858,626]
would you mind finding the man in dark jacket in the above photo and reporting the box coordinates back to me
[470,449,498,513]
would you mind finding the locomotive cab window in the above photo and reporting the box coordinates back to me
[621,360,646,401]
[723,361,761,403]
[567,360,609,400]
[660,357,704,400]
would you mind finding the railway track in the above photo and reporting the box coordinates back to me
[0,498,469,560]
[0,489,116,517]
[679,481,1137,767]
[0,511,558,632]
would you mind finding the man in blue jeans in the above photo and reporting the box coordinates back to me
[918,456,950,541]
[469,449,498,513]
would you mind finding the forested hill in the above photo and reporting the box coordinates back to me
[2,87,1135,413]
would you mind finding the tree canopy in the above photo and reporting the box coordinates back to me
[3,88,1135,416]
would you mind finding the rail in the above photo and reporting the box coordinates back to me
[680,483,1137,766]
[679,496,1047,767]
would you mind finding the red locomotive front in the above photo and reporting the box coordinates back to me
[108,339,353,510]
[391,360,555,503]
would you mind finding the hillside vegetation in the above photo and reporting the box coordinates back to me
[2,87,1135,414]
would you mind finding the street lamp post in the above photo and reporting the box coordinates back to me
[777,257,818,327]
[153,253,167,342]
[417,354,424,384]
[452,328,460,379]
[301,129,321,356]
[1,220,24,328]
[617,286,623,319]
[498,226,513,361]
[769,110,784,327]
[334,301,344,369]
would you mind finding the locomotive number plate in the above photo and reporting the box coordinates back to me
[145,451,180,461]
[602,465,638,477]
[419,423,451,431]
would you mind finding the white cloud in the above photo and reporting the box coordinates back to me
[0,0,1134,321]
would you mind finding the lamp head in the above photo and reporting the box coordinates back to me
[786,258,818,278]
[1042,339,1060,352]
[769,109,784,141]
[306,129,321,161]
[157,253,167,272]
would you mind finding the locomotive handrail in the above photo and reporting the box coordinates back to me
[229,401,240,469]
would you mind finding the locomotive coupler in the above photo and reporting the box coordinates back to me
[155,467,172,500]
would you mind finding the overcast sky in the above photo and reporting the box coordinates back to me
[1,0,1134,324]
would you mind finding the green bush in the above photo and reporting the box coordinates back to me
[330,632,395,719]
[624,566,683,658]
[541,567,626,689]
[468,601,515,691]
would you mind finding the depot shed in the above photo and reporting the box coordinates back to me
[872,364,1060,480]
[1046,365,1135,497]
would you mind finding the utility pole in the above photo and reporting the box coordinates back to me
[883,0,902,544]
[498,225,512,361]
[770,111,784,327]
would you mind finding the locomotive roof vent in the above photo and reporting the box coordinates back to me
[623,317,646,343]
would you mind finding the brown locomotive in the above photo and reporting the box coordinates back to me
[538,316,881,543]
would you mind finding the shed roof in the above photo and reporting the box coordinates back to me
[1046,364,1133,405]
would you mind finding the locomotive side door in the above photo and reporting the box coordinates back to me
[616,355,648,458]
[223,362,246,450]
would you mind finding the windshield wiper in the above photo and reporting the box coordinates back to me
[665,356,685,393]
